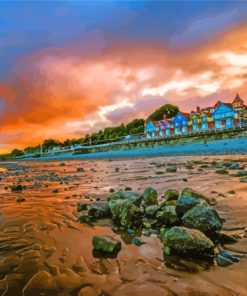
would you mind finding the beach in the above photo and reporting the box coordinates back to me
[0,155,247,295]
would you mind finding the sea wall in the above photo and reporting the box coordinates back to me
[85,128,247,154]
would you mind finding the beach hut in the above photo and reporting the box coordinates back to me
[172,112,190,135]
[212,102,235,129]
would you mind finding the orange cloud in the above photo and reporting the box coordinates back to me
[1,23,247,153]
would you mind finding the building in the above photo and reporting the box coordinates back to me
[145,93,246,138]
[212,102,235,128]
[157,115,173,137]
[145,120,158,138]
[172,112,190,135]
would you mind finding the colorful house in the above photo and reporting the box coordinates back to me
[172,112,190,135]
[145,120,158,138]
[189,108,213,132]
[232,94,247,126]
[212,102,235,128]
[157,115,173,137]
[145,93,246,139]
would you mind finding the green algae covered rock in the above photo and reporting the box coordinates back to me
[156,205,177,225]
[143,187,158,205]
[92,235,121,253]
[164,189,179,201]
[108,199,141,228]
[162,226,214,255]
[182,204,223,234]
[145,205,159,217]
[88,202,110,218]
[181,188,210,203]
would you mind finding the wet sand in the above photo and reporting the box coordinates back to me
[0,156,247,296]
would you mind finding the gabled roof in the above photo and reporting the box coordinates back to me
[233,93,243,104]
[180,112,190,120]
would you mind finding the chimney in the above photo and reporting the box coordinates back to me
[196,106,200,113]
[163,114,167,120]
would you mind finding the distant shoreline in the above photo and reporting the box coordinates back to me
[4,137,246,162]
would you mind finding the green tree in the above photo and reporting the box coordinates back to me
[148,104,179,121]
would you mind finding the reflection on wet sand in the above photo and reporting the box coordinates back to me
[0,156,247,296]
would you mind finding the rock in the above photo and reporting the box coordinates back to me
[92,235,121,253]
[88,202,111,218]
[166,166,177,173]
[77,168,85,172]
[11,184,23,192]
[131,237,145,246]
[215,169,229,175]
[16,197,25,203]
[240,178,247,183]
[109,199,141,228]
[162,226,214,256]
[77,202,88,212]
[232,170,247,177]
[157,206,177,225]
[107,192,123,201]
[176,195,207,216]
[125,186,132,191]
[77,215,92,223]
[59,163,66,166]
[182,204,223,234]
[145,205,159,217]
[216,253,234,267]
[142,187,158,205]
[124,192,142,206]
[52,189,59,193]
[229,163,239,170]
[180,187,210,203]
[109,188,115,193]
[216,232,238,244]
[164,189,179,201]
[219,251,239,262]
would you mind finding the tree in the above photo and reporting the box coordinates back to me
[148,104,179,121]
[126,119,144,134]
[42,139,61,150]
[11,149,24,157]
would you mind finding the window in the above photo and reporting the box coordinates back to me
[192,125,198,131]
[202,123,208,130]
[226,118,233,127]
[202,116,207,122]
[182,127,187,134]
[193,118,198,123]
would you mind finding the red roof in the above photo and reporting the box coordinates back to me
[233,93,243,104]
[180,112,190,119]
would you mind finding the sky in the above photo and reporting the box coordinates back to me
[1,0,247,153]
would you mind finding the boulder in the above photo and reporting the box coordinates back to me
[109,199,141,228]
[88,202,110,218]
[180,188,210,203]
[156,206,177,225]
[176,195,207,216]
[11,184,23,192]
[232,170,247,177]
[142,187,158,205]
[164,189,179,201]
[77,202,88,212]
[107,191,142,206]
[162,226,214,256]
[229,163,239,170]
[145,205,159,217]
[182,204,222,234]
[92,235,121,253]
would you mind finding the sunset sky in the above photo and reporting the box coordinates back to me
[1,1,247,153]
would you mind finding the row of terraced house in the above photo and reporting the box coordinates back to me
[145,94,247,138]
